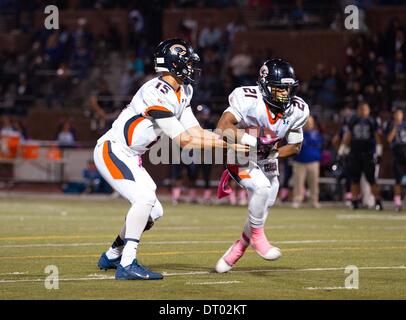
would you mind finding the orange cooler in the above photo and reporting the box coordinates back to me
[20,142,40,160]
[0,134,20,159]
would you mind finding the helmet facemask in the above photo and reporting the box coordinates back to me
[178,52,201,84]
[258,77,298,113]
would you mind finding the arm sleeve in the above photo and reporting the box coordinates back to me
[286,101,309,144]
[286,128,304,144]
[223,88,245,122]
[155,116,186,139]
[179,106,200,130]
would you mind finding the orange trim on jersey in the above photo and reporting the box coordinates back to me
[175,88,181,103]
[144,105,172,116]
[102,141,124,179]
[127,116,145,146]
[265,105,283,125]
[238,170,251,180]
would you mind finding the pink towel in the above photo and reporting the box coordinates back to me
[217,170,232,199]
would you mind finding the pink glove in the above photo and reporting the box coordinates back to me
[257,137,281,159]
[258,136,282,146]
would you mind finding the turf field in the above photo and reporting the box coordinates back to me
[0,195,405,300]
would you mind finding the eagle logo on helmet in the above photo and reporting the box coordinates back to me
[169,44,187,57]
[260,65,269,78]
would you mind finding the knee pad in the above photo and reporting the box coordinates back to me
[267,197,276,208]
[250,186,272,210]
[254,185,272,198]
[129,183,157,206]
[248,186,272,227]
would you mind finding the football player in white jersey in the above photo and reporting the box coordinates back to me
[215,59,310,273]
[94,38,248,280]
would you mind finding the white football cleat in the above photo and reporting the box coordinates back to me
[252,244,282,260]
[250,227,282,260]
[215,240,248,273]
[215,256,233,273]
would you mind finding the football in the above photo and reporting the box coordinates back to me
[244,126,278,139]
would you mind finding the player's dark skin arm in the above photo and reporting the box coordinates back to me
[342,131,351,146]
[216,111,246,143]
[277,142,302,158]
[387,126,397,144]
[375,132,383,146]
[217,111,302,157]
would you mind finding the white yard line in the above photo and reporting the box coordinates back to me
[1,239,406,249]
[0,272,28,275]
[0,266,405,284]
[186,280,241,285]
[337,214,406,221]
[305,286,357,290]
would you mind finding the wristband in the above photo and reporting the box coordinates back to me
[376,144,383,156]
[241,133,257,147]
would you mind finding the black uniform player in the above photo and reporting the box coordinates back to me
[386,108,406,212]
[338,102,384,210]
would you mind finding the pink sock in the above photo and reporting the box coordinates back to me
[345,192,352,201]
[203,189,212,201]
[251,227,265,241]
[172,187,181,201]
[188,188,197,202]
[250,227,272,255]
[224,237,248,266]
[394,195,402,206]
[280,188,289,200]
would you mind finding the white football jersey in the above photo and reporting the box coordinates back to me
[224,86,309,143]
[98,76,199,155]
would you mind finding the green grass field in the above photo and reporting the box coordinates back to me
[0,196,405,300]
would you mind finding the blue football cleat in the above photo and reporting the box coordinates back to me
[115,259,163,280]
[98,252,121,270]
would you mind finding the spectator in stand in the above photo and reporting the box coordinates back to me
[0,115,23,138]
[226,14,247,45]
[178,14,198,45]
[72,17,93,50]
[14,73,33,116]
[83,160,111,194]
[89,78,118,134]
[119,68,138,106]
[198,18,223,50]
[308,63,327,106]
[70,18,93,79]
[56,120,76,148]
[128,8,145,49]
[44,31,64,69]
[228,44,253,87]
[292,115,323,209]
[70,39,92,79]
[318,66,344,110]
